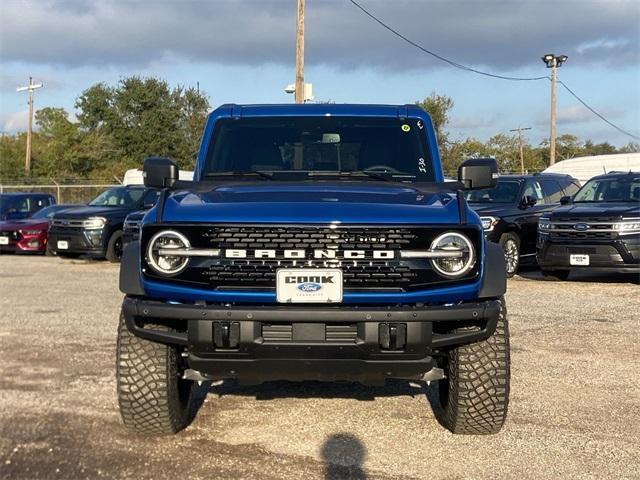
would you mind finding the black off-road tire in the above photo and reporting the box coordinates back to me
[106,230,123,263]
[438,297,510,435]
[499,233,520,278]
[116,313,195,435]
[541,269,570,281]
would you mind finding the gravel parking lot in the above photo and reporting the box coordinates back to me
[1,255,639,479]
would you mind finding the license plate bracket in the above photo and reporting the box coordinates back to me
[570,254,589,266]
[276,268,343,303]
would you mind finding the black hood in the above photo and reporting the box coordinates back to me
[467,203,514,216]
[550,202,640,219]
[54,205,137,221]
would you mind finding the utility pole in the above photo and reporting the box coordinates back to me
[510,126,532,174]
[16,77,44,176]
[294,0,305,104]
[541,54,567,166]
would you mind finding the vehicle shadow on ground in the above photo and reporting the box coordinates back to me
[204,378,448,430]
[206,378,426,401]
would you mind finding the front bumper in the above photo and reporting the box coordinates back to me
[537,235,640,273]
[0,232,47,253]
[48,228,106,256]
[122,296,501,383]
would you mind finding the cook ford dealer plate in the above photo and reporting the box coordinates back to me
[276,268,343,303]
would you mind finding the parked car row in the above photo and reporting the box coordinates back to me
[1,171,638,281]
[468,170,639,281]
[466,172,580,277]
[0,186,158,261]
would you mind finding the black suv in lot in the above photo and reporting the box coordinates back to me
[49,186,159,262]
[537,171,640,280]
[466,173,580,276]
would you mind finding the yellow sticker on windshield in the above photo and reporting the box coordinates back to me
[401,124,411,132]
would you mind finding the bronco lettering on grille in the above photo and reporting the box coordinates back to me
[224,249,395,259]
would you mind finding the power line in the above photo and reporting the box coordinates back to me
[558,81,640,141]
[348,0,640,141]
[348,0,548,81]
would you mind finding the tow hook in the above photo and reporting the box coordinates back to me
[422,367,445,384]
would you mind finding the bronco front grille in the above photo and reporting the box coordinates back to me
[141,224,482,292]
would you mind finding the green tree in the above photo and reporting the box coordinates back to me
[75,76,209,171]
[415,92,454,147]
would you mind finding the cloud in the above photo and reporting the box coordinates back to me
[534,104,624,127]
[0,0,638,71]
[1,110,29,132]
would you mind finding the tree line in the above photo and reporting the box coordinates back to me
[416,93,638,175]
[0,77,637,182]
[0,76,209,182]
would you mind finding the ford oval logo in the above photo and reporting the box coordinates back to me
[573,223,589,231]
[298,282,322,292]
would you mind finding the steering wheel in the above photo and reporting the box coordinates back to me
[363,165,402,174]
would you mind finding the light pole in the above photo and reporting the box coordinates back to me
[509,126,532,174]
[16,77,44,176]
[541,54,568,166]
[294,0,305,104]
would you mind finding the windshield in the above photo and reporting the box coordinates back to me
[88,187,144,207]
[573,176,640,203]
[203,116,435,181]
[465,181,521,203]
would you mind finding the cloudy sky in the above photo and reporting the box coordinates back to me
[1,0,639,145]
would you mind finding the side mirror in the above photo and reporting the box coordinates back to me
[560,196,572,205]
[520,195,537,208]
[143,157,178,189]
[458,158,498,190]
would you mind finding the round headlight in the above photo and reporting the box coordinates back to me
[430,232,475,277]
[146,230,190,275]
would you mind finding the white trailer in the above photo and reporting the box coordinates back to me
[543,153,640,184]
[123,168,194,186]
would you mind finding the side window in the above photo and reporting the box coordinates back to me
[16,198,31,212]
[562,181,580,197]
[522,181,546,205]
[143,190,160,207]
[540,179,564,203]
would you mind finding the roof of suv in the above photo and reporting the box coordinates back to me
[0,192,54,197]
[215,103,427,119]
[497,173,577,182]
[587,170,639,181]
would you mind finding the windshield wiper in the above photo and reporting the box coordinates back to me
[342,170,417,182]
[205,171,274,180]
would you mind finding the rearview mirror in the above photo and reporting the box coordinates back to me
[560,196,572,205]
[143,157,178,189]
[457,158,498,190]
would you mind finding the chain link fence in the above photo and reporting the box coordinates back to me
[0,179,121,204]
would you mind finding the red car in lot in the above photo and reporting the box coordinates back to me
[0,204,80,254]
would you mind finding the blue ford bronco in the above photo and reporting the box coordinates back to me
[116,104,509,435]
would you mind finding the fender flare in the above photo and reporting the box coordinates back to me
[119,240,145,295]
[478,240,507,299]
